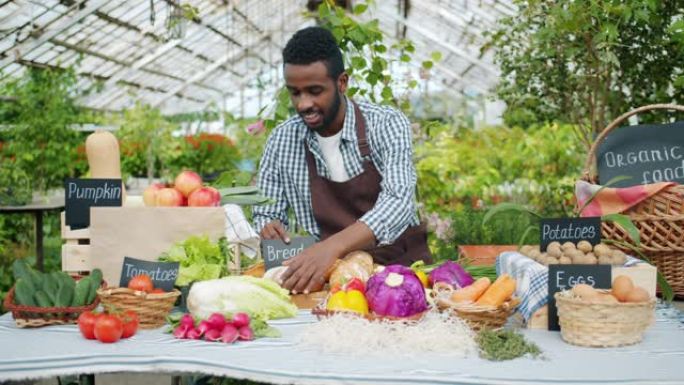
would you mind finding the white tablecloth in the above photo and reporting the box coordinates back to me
[1,306,683,385]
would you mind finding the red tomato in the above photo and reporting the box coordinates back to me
[121,310,139,338]
[128,274,154,293]
[78,311,100,340]
[345,278,366,293]
[94,314,123,343]
[150,288,166,294]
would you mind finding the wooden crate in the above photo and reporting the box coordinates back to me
[60,211,92,274]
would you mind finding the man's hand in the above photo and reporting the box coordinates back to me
[280,240,340,294]
[260,220,290,243]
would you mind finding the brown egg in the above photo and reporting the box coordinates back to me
[572,284,598,300]
[611,275,634,302]
[625,287,650,303]
[594,293,619,304]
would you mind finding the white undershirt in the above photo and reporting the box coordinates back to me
[315,131,350,182]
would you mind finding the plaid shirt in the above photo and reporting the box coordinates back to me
[253,96,420,245]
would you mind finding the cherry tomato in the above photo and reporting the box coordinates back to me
[345,278,366,293]
[128,274,154,293]
[94,314,123,343]
[121,310,139,339]
[78,311,100,340]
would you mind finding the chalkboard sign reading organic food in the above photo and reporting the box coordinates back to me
[119,257,179,292]
[540,217,601,251]
[261,236,316,270]
[597,121,684,188]
[547,264,611,331]
[65,178,122,229]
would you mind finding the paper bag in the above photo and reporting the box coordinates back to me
[89,207,225,287]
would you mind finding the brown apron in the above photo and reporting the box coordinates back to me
[305,101,432,266]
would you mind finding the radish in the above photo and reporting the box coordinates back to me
[204,328,222,341]
[186,327,201,340]
[232,312,250,329]
[238,326,254,341]
[173,324,191,339]
[221,324,239,343]
[180,314,195,328]
[207,313,226,330]
[196,320,212,337]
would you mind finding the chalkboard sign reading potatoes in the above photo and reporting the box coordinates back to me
[119,257,179,292]
[597,121,684,188]
[261,236,316,270]
[65,178,122,229]
[540,217,601,251]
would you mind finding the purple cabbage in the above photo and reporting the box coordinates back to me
[428,261,474,289]
[365,265,428,317]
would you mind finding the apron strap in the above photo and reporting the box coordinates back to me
[352,101,371,159]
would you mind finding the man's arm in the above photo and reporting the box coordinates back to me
[358,109,417,245]
[253,132,290,240]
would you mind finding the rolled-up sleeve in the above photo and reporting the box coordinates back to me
[359,110,417,245]
[252,132,290,233]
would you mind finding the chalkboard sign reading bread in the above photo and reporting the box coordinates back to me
[261,236,316,270]
[596,121,684,187]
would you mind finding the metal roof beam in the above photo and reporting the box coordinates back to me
[0,0,109,69]
[377,8,497,76]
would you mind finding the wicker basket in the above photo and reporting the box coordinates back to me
[3,279,103,328]
[555,290,655,347]
[435,297,520,331]
[581,104,684,296]
[97,287,180,329]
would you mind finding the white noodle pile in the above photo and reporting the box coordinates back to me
[298,311,477,357]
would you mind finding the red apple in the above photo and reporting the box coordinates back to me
[156,188,184,206]
[188,187,220,207]
[142,183,165,207]
[207,186,221,206]
[174,171,202,197]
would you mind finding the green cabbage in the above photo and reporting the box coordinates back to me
[158,236,227,286]
[187,276,297,321]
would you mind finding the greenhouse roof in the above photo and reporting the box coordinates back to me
[0,0,514,116]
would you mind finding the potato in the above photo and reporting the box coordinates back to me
[561,241,576,252]
[577,240,593,253]
[528,250,541,260]
[559,256,572,264]
[520,245,533,255]
[547,247,562,258]
[567,249,584,261]
[546,257,559,265]
[585,252,598,264]
[611,250,627,265]
[597,255,613,265]
[593,243,611,257]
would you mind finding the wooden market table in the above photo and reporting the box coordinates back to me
[0,192,65,271]
[0,307,683,385]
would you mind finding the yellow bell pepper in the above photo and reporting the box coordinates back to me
[414,270,429,288]
[326,289,369,315]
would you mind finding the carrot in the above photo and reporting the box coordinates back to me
[450,277,491,303]
[475,274,516,307]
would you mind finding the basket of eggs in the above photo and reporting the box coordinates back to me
[554,275,655,347]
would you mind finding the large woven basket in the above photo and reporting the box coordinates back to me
[555,291,655,348]
[435,297,520,331]
[581,104,684,296]
[97,287,180,329]
[3,278,103,328]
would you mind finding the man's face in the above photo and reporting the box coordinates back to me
[284,61,347,133]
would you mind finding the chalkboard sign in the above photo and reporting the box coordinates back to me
[540,217,601,251]
[261,236,316,270]
[119,257,179,292]
[547,264,611,331]
[597,121,684,187]
[65,178,122,229]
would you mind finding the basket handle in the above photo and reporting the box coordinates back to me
[582,104,684,181]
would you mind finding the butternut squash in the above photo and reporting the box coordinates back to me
[85,130,126,202]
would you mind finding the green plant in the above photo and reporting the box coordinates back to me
[169,133,240,179]
[261,0,439,129]
[0,162,31,205]
[114,102,179,182]
[0,66,90,192]
[487,0,684,147]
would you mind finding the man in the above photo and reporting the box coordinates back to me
[253,26,430,294]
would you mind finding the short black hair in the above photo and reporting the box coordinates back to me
[282,26,344,79]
